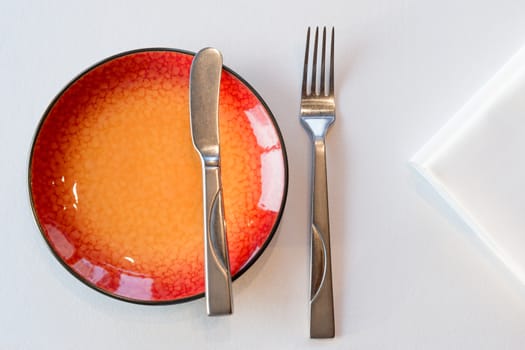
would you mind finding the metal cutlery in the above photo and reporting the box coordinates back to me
[299,26,336,338]
[189,47,233,316]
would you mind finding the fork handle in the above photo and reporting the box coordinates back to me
[309,138,335,338]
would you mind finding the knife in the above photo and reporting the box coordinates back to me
[189,48,233,316]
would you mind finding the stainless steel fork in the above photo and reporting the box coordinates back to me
[300,26,335,339]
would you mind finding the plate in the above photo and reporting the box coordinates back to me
[29,49,288,304]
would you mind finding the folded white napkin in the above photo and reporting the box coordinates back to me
[411,47,525,285]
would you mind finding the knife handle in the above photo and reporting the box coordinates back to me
[203,163,233,315]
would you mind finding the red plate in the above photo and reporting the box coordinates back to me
[29,49,288,304]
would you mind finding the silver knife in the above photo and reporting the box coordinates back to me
[189,48,233,316]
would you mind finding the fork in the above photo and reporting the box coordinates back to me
[300,26,335,339]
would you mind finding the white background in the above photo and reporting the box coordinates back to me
[2,0,525,349]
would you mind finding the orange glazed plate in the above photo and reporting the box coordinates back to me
[29,49,288,304]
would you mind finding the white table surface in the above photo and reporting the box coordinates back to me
[2,0,525,348]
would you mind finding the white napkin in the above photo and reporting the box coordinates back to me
[411,47,525,285]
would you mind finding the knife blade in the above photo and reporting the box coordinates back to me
[189,48,233,316]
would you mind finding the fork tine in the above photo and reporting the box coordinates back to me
[311,27,319,96]
[302,27,310,96]
[320,27,326,96]
[329,27,335,96]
